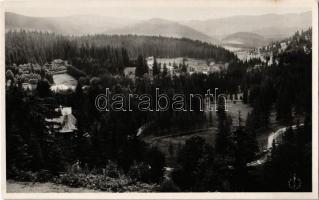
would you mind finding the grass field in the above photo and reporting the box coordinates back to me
[142,102,284,168]
[52,73,77,86]
[204,100,253,127]
[143,127,218,167]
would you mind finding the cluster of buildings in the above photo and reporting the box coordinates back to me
[6,63,41,92]
[6,59,71,93]
[44,59,68,75]
[238,29,312,69]
[235,47,275,66]
[15,63,43,74]
[124,56,228,79]
[189,61,228,75]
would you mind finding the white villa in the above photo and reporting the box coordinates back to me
[45,106,77,133]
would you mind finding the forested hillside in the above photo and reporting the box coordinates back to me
[6,31,237,75]
[244,29,312,129]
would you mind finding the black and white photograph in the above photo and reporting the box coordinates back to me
[2,0,318,198]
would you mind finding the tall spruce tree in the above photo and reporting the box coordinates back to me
[152,57,160,76]
[135,55,148,77]
[215,97,232,154]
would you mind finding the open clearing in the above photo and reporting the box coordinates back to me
[142,102,282,167]
[143,127,218,166]
[52,73,77,86]
[143,101,253,166]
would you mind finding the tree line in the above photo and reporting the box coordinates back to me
[6,30,237,76]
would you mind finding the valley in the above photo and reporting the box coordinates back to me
[4,5,313,193]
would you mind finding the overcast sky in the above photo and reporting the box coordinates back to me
[4,0,313,20]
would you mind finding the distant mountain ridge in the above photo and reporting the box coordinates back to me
[5,12,140,35]
[182,11,311,40]
[6,11,311,47]
[107,18,219,44]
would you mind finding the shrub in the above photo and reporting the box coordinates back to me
[58,173,83,188]
[56,172,158,192]
[128,162,152,183]
[36,170,53,183]
[104,160,121,178]
[13,170,36,182]
[159,179,181,192]
[145,147,165,183]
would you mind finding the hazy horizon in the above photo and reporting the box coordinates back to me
[4,0,313,21]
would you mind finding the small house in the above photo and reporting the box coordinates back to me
[45,106,77,133]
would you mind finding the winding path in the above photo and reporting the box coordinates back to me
[247,124,303,167]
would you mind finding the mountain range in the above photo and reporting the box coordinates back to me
[107,18,219,44]
[6,11,311,48]
[182,12,311,40]
[5,12,139,35]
